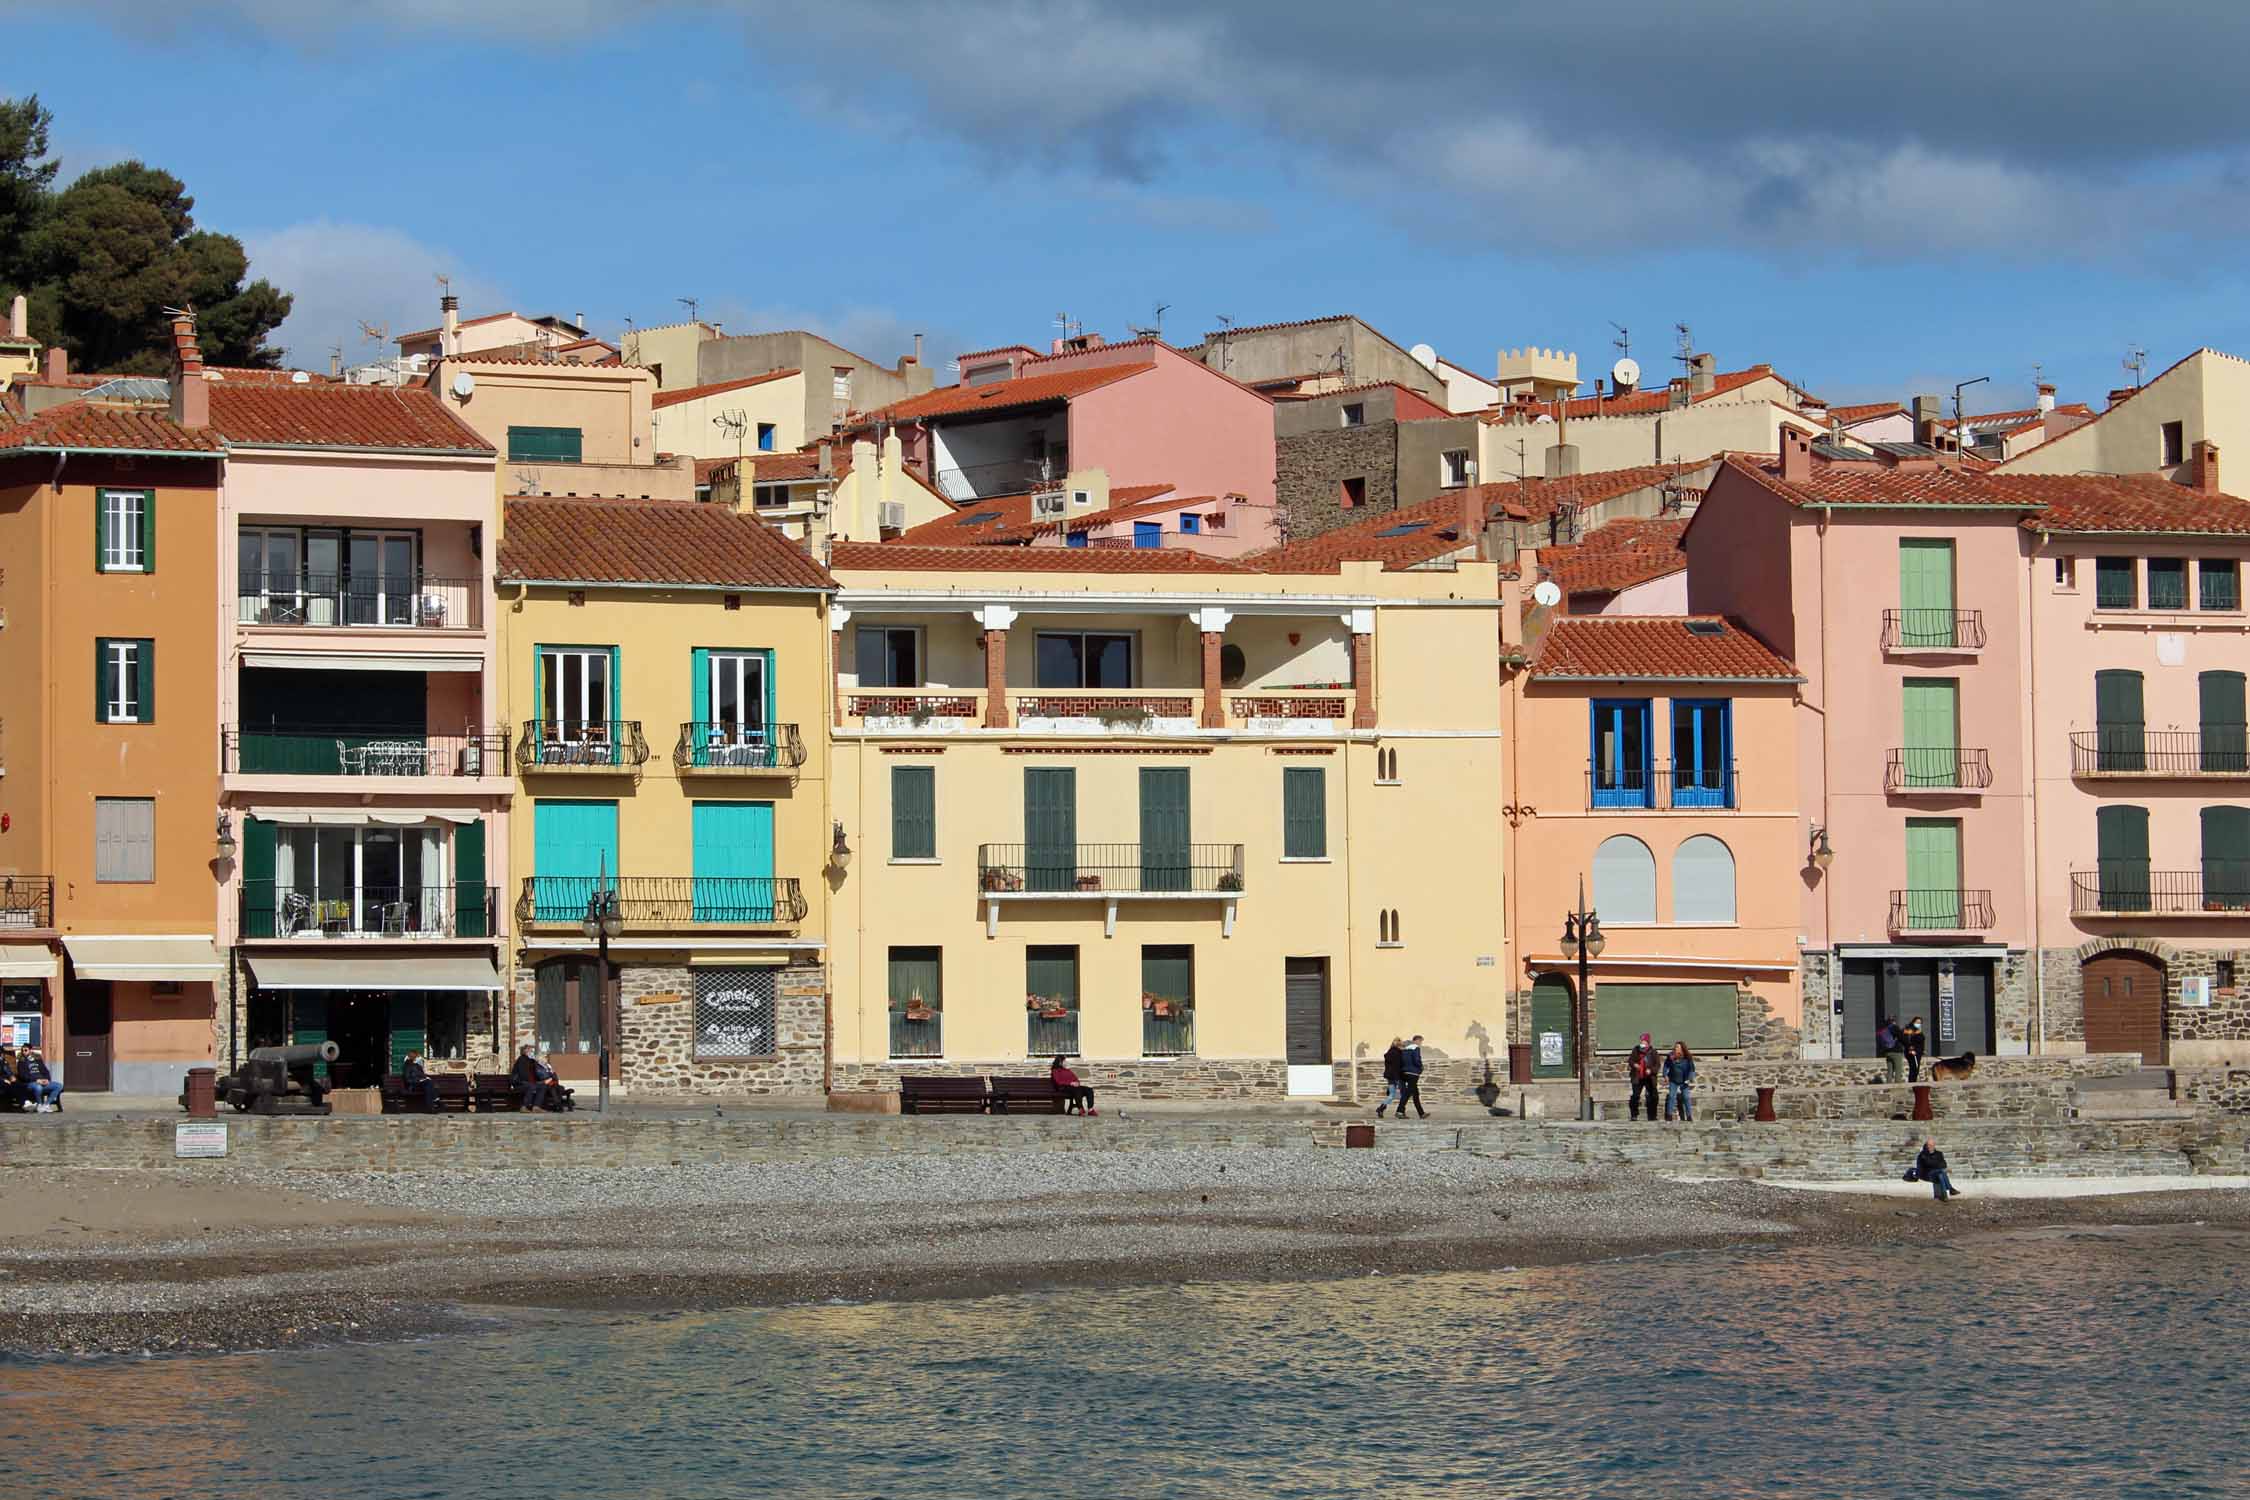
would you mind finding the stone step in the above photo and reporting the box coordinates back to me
[2072,1100,2197,1121]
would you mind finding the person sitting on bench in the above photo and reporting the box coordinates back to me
[401,1050,440,1112]
[0,1045,22,1111]
[1050,1055,1096,1117]
[17,1047,61,1112]
[512,1044,559,1111]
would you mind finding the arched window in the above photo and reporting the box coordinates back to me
[1672,835,1736,923]
[1592,835,1656,923]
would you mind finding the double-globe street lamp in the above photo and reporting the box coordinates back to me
[581,868,623,1113]
[1561,877,1605,1121]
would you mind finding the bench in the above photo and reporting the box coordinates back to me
[988,1076,1066,1115]
[900,1075,988,1114]
[472,1073,520,1112]
[380,1073,476,1113]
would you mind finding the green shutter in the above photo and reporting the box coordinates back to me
[1139,767,1190,890]
[507,426,584,463]
[2201,671,2247,773]
[1898,539,1956,647]
[1024,768,1076,891]
[2095,670,2145,772]
[1901,679,1959,786]
[454,817,488,938]
[892,766,936,860]
[142,491,155,573]
[388,993,427,1075]
[2097,805,2151,912]
[1283,766,1326,858]
[94,637,107,720]
[889,947,942,1008]
[1141,945,1193,1001]
[94,493,104,571]
[136,638,154,723]
[1593,982,1741,1053]
[2201,805,2250,908]
[1904,818,1962,928]
[291,994,329,1081]
[1026,946,1078,1006]
[242,816,277,938]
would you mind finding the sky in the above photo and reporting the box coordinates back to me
[14,0,2250,414]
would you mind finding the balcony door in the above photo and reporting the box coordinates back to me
[538,647,615,752]
[2095,669,2145,773]
[2096,805,2150,913]
[692,801,776,921]
[2201,671,2247,773]
[1139,768,1190,891]
[345,532,418,626]
[1024,768,1077,892]
[692,648,771,765]
[1901,679,1960,788]
[1670,699,1732,807]
[1590,699,1652,808]
[1903,818,1962,928]
[2203,805,2250,909]
[1898,538,1957,647]
[533,799,619,922]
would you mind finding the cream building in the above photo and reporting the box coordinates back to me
[651,370,808,463]
[1999,349,2250,483]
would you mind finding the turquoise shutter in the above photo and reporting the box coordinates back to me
[2200,671,2246,773]
[1023,768,1077,891]
[690,647,711,766]
[692,801,775,920]
[2201,805,2250,908]
[137,638,155,723]
[1139,767,1191,890]
[1283,767,1326,858]
[892,766,936,860]
[242,816,277,938]
[454,817,487,938]
[533,800,619,921]
[2097,805,2151,912]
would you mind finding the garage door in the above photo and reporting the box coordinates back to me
[1593,982,1741,1053]
[2083,951,2166,1063]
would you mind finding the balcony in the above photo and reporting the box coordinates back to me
[2070,868,2250,918]
[516,875,808,929]
[238,575,483,631]
[932,454,1068,503]
[516,720,649,772]
[1885,748,1993,794]
[1881,608,1985,654]
[1585,764,1739,811]
[1888,888,1995,933]
[0,875,54,931]
[975,843,1245,937]
[1011,692,1199,733]
[844,690,987,732]
[2071,730,2250,779]
[224,727,510,779]
[673,722,808,774]
[241,881,494,940]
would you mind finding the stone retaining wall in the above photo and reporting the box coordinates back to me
[2177,1068,2250,1115]
[1693,1079,2076,1125]
[1692,1052,2141,1090]
[834,1055,1499,1105]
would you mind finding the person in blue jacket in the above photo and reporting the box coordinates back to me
[1662,1041,1696,1123]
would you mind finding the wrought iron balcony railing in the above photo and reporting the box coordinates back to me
[515,875,808,928]
[237,572,483,630]
[673,721,807,772]
[240,881,494,940]
[1885,747,1993,792]
[224,726,509,777]
[1888,888,1995,931]
[0,875,55,931]
[1585,763,1739,810]
[2070,866,2250,916]
[1881,608,1985,652]
[2071,729,2250,777]
[516,720,649,771]
[976,844,1246,895]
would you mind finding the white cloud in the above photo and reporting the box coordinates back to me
[247,219,507,369]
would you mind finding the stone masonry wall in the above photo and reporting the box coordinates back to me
[2036,939,2250,1058]
[507,957,826,1099]
[834,1053,1496,1105]
[1276,423,1398,541]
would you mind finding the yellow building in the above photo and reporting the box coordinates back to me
[495,495,836,1094]
[824,543,1508,1103]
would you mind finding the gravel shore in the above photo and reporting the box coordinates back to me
[6,1149,2247,1360]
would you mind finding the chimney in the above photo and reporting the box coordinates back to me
[8,294,23,340]
[168,310,208,429]
[43,346,65,382]
[2036,382,2057,415]
[817,441,833,478]
[2192,439,2221,495]
[1544,443,1581,479]
[1458,484,1484,549]
[913,332,924,366]
[1910,393,1941,447]
[574,311,585,331]
[329,348,343,379]
[1779,425,1813,483]
[440,293,460,357]
[1688,352,1715,396]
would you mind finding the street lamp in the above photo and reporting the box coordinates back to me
[1808,823,1835,872]
[214,811,238,864]
[829,820,854,873]
[1561,876,1605,1121]
[581,860,624,1113]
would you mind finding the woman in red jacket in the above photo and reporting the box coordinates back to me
[1050,1055,1096,1116]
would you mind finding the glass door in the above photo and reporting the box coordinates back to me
[347,532,418,625]
[710,651,768,763]
[539,649,613,763]
[304,531,342,625]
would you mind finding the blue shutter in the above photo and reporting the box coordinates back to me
[693,801,776,920]
[533,800,618,921]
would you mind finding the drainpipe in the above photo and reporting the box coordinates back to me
[2027,532,2047,1052]
[1818,504,1837,1058]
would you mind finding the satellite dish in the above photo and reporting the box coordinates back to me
[1533,580,1562,608]
[290,370,310,384]
[1611,356,1641,389]
[1409,342,1439,370]
[451,371,476,399]
[1534,413,1554,425]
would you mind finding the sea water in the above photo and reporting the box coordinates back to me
[4,1226,2243,1498]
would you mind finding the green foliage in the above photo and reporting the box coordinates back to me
[0,94,293,373]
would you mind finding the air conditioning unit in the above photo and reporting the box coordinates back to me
[1032,491,1068,518]
[877,501,908,532]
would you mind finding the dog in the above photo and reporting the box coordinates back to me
[1928,1051,1978,1082]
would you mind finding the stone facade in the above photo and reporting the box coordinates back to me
[2033,947,2088,1047]
[507,954,827,1099]
[1277,423,1401,541]
[1995,948,2034,1052]
[1694,1051,2140,1090]
[1798,952,1835,1054]
[2177,1068,2250,1115]
[2036,937,2250,1061]
[834,1052,1495,1105]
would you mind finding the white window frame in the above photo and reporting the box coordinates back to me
[709,651,768,742]
[104,640,141,723]
[101,490,146,572]
[539,648,611,736]
[1442,450,1472,489]
[1340,403,1365,428]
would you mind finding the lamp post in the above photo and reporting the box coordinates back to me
[1561,876,1605,1121]
[581,857,623,1113]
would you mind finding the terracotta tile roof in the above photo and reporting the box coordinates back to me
[1539,515,1690,597]
[440,352,647,371]
[2015,474,2250,535]
[829,541,1249,574]
[693,456,738,486]
[1020,491,1212,542]
[497,496,834,590]
[1250,464,1698,573]
[1479,366,1802,423]
[745,449,846,483]
[869,361,1153,423]
[207,383,495,453]
[1018,336,1171,368]
[1938,402,2095,431]
[1530,616,1802,682]
[651,369,800,409]
[394,310,529,342]
[204,366,335,385]
[1722,453,2047,510]
[1197,314,1354,341]
[0,399,225,455]
[896,482,1179,545]
[955,344,1041,364]
[1828,401,1905,424]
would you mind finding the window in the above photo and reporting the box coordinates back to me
[2096,805,2151,912]
[1027,946,1079,1056]
[892,766,936,860]
[1672,835,1737,923]
[1376,747,1401,784]
[2203,806,2250,908]
[2162,420,2186,467]
[98,489,152,572]
[698,648,768,738]
[832,367,853,402]
[1340,403,1365,428]
[1670,700,1733,807]
[1179,513,1201,535]
[96,637,154,723]
[1590,699,1653,808]
[1134,521,1161,549]
[1204,510,1227,531]
[694,966,778,1058]
[424,996,469,1062]
[2200,558,2240,611]
[2054,555,2076,590]
[1035,631,1133,688]
[537,647,614,734]
[1442,450,1472,488]
[753,484,790,509]
[1283,766,1327,858]
[2217,958,2238,991]
[1903,817,1965,928]
[855,626,921,688]
[889,947,943,1058]
[1900,679,1961,788]
[1592,835,1656,923]
[1065,530,1089,549]
[1593,982,1740,1053]
[2202,672,2247,773]
[2094,556,2137,610]
[1896,538,1957,647]
[756,422,776,452]
[266,822,453,935]
[94,798,155,882]
[2095,669,2146,772]
[507,426,583,463]
[1142,945,1194,1057]
[1339,477,1367,509]
[2148,557,2188,611]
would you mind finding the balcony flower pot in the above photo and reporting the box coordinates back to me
[1039,1006,1071,1021]
[1096,705,1154,728]
[903,1006,936,1024]
[1074,874,1104,892]
[1151,1000,1174,1019]
[1216,871,1244,892]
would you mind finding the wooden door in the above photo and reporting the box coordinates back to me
[64,979,112,1091]
[2083,950,2166,1063]
[1283,957,1329,1065]
[1529,973,1576,1078]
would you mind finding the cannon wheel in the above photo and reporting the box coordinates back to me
[250,1093,277,1115]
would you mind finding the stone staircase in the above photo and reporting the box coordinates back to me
[2071,1068,2194,1122]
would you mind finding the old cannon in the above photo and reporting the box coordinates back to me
[212,1042,339,1115]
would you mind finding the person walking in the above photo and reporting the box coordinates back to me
[1877,1016,1906,1085]
[1914,1137,1960,1200]
[1395,1035,1429,1119]
[1900,1016,1928,1083]
[1376,1037,1405,1119]
[1626,1033,1662,1123]
[18,1047,61,1112]
[1662,1041,1696,1123]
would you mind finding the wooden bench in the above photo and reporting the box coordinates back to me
[472,1073,521,1112]
[380,1073,476,1114]
[988,1076,1066,1115]
[900,1075,989,1114]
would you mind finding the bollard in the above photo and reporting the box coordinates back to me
[183,1066,217,1119]
[1911,1083,1934,1121]
[1344,1123,1376,1149]
[1753,1086,1777,1122]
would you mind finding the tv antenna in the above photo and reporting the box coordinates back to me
[1053,311,1083,341]
[1127,301,1171,342]
[1213,314,1234,370]
[1609,322,1630,360]
[2123,345,2148,389]
[679,297,700,324]
[1673,323,1694,368]
[715,409,750,465]
[356,320,389,346]
[435,272,451,297]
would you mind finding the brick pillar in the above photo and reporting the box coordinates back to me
[982,629,1011,727]
[1200,631,1225,728]
[1351,632,1376,728]
[831,628,845,726]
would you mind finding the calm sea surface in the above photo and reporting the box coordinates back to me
[4,1225,2243,1498]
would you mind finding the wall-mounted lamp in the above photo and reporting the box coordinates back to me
[215,811,238,863]
[829,820,854,872]
[1809,824,1834,872]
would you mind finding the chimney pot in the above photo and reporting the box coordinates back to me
[8,294,24,341]
[44,347,65,382]
[1458,484,1483,551]
[2194,439,2221,495]
[1779,425,1814,483]
[168,311,209,429]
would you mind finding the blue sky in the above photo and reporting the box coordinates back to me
[17,1,2250,413]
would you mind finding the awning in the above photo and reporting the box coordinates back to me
[62,936,224,982]
[246,951,502,992]
[243,651,480,674]
[0,944,58,982]
[247,809,479,825]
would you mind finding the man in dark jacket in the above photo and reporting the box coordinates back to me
[401,1050,439,1112]
[1376,1038,1405,1118]
[17,1047,61,1112]
[1395,1035,1429,1120]
[1626,1033,1662,1122]
[1900,1017,1928,1083]
[511,1045,557,1111]
[1915,1138,1960,1201]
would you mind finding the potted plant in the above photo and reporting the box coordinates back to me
[1096,703,1154,728]
[903,989,935,1023]
[1151,998,1174,1019]
[1217,870,1244,892]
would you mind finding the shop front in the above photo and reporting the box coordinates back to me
[56,936,226,1094]
[1835,945,2002,1058]
[242,951,504,1086]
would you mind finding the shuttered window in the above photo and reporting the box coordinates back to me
[94,797,155,882]
[1592,835,1656,923]
[95,637,155,723]
[2095,669,2145,772]
[2148,557,2189,611]
[891,766,936,859]
[1027,945,1079,1056]
[1282,767,1326,858]
[2096,805,2151,912]
[507,426,583,463]
[2202,805,2250,908]
[2094,556,2137,610]
[2201,671,2247,774]
[1671,836,1736,923]
[2200,558,2240,611]
[96,489,154,572]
